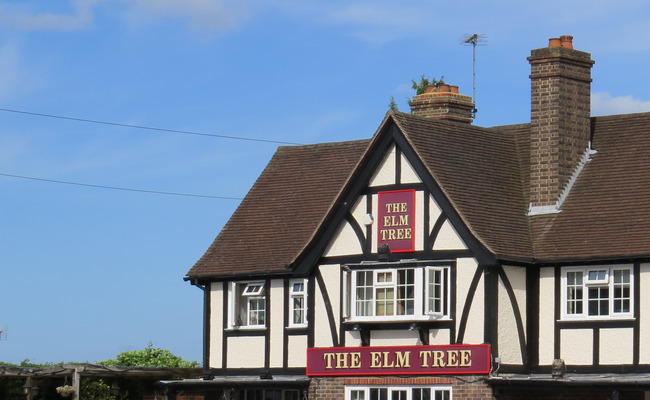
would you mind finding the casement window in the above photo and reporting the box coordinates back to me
[344,265,450,321]
[231,281,266,328]
[346,386,451,400]
[289,278,307,327]
[561,265,633,320]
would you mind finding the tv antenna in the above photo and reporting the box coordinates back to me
[0,326,6,341]
[462,33,487,116]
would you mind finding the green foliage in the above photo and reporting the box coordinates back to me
[99,343,198,368]
[411,75,445,95]
[80,379,116,400]
[388,96,399,112]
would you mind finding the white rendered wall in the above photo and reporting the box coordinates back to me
[287,335,308,367]
[400,153,421,184]
[314,264,341,348]
[497,266,526,365]
[600,328,634,365]
[560,329,593,365]
[433,220,467,250]
[269,279,285,368]
[369,145,397,187]
[640,263,650,364]
[371,330,420,346]
[456,258,483,344]
[227,336,266,367]
[209,281,224,369]
[538,267,555,365]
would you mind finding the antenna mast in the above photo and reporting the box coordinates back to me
[462,33,486,117]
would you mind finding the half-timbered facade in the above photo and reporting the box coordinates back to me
[169,36,650,400]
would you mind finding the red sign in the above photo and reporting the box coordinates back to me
[306,344,491,376]
[377,189,415,252]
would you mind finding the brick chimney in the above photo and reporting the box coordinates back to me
[527,35,595,215]
[409,84,475,123]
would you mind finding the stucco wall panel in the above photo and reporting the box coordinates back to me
[369,145,396,187]
[599,328,633,365]
[227,336,265,367]
[560,329,593,365]
[456,258,483,344]
[209,281,224,369]
[400,154,421,184]
[433,220,467,250]
[538,267,555,365]
[315,264,342,348]
[640,263,650,364]
[497,266,526,365]
[371,330,420,346]
[269,279,285,368]
[324,221,363,256]
[287,335,308,367]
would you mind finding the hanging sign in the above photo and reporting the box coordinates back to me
[307,344,491,376]
[377,189,415,252]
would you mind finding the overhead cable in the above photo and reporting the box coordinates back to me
[0,172,243,200]
[0,107,304,146]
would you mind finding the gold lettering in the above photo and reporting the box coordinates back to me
[370,352,382,368]
[350,352,361,368]
[399,203,407,212]
[432,351,446,367]
[323,353,336,369]
[459,350,472,367]
[447,350,458,367]
[399,215,409,225]
[395,351,410,368]
[382,352,394,368]
[419,351,431,367]
[335,352,348,369]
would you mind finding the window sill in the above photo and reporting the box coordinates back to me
[227,326,267,331]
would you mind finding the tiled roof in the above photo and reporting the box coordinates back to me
[187,110,650,278]
[186,139,370,278]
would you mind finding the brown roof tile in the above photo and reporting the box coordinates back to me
[188,110,650,278]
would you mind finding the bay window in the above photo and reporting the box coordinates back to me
[561,265,633,320]
[345,264,450,321]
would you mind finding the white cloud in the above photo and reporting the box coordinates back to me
[592,92,650,116]
[0,1,97,31]
[125,0,253,36]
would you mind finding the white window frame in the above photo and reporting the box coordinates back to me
[345,265,450,322]
[289,278,308,328]
[561,265,634,320]
[230,281,266,328]
[345,385,452,400]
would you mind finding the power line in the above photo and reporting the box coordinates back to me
[0,172,243,200]
[0,107,304,146]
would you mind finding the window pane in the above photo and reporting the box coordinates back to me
[434,390,450,400]
[351,391,365,400]
[588,286,609,316]
[370,389,387,400]
[613,269,631,313]
[397,269,415,315]
[375,288,395,316]
[412,388,430,400]
[293,297,305,324]
[284,391,299,400]
[355,271,373,316]
[566,271,584,315]
[428,269,444,314]
[588,270,607,281]
[391,390,407,400]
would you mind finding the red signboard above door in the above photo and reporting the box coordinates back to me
[307,344,491,376]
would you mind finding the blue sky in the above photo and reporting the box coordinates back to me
[1,1,650,364]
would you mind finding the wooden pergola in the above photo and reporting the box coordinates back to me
[0,364,202,400]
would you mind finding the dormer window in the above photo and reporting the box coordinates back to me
[230,281,266,328]
[343,265,450,321]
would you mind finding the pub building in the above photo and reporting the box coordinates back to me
[164,36,650,400]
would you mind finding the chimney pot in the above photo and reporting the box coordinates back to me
[549,38,561,48]
[560,35,574,49]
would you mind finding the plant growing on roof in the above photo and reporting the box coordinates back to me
[411,75,445,95]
